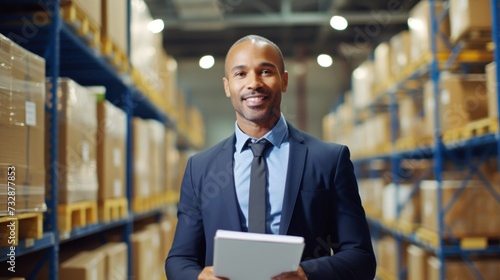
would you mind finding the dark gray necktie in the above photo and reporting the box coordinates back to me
[248,139,270,233]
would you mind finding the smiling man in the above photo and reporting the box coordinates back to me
[165,35,376,280]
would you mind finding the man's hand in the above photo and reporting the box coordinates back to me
[272,266,308,280]
[198,266,229,280]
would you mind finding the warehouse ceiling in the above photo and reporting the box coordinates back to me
[144,0,420,60]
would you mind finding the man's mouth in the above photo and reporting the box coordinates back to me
[243,95,267,106]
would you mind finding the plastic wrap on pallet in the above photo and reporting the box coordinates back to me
[0,33,47,214]
[45,78,98,204]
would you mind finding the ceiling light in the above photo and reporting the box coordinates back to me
[317,54,333,67]
[330,16,348,31]
[148,19,164,33]
[199,55,215,69]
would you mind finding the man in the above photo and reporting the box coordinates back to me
[165,35,376,280]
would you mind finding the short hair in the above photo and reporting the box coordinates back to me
[226,35,285,73]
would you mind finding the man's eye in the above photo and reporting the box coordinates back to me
[261,70,272,75]
[235,72,246,77]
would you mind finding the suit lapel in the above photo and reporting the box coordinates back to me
[217,135,243,231]
[280,124,307,234]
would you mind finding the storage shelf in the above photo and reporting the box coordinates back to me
[0,232,55,262]
[367,218,500,256]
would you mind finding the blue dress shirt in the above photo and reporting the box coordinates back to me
[233,115,290,234]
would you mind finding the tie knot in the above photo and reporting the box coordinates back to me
[248,139,270,157]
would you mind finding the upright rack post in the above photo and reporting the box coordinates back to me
[428,0,446,279]
[492,0,500,179]
[42,0,61,279]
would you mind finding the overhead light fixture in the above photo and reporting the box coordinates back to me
[317,54,333,68]
[330,15,348,31]
[199,55,215,69]
[148,19,164,33]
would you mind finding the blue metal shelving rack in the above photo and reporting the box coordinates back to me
[353,0,500,279]
[0,1,171,279]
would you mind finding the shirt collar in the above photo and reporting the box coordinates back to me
[235,114,289,153]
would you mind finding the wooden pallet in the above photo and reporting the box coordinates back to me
[393,220,418,236]
[442,127,473,144]
[101,36,129,73]
[60,3,101,48]
[0,213,43,246]
[396,136,434,152]
[132,196,153,213]
[466,117,499,137]
[58,201,98,234]
[98,197,128,222]
[416,227,497,249]
[453,28,492,50]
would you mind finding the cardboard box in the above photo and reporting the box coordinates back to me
[93,242,128,280]
[352,60,375,108]
[132,228,159,280]
[420,180,500,237]
[47,78,98,204]
[390,30,412,75]
[377,236,408,278]
[439,74,488,131]
[0,34,46,214]
[61,0,101,28]
[97,100,126,200]
[399,95,425,139]
[102,0,127,53]
[382,183,420,224]
[358,178,384,218]
[449,0,491,43]
[408,0,450,62]
[427,256,500,280]
[374,42,392,84]
[425,75,488,133]
[147,119,166,195]
[486,62,497,118]
[59,250,106,280]
[407,245,428,280]
[132,117,151,198]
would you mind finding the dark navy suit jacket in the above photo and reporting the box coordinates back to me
[165,123,376,280]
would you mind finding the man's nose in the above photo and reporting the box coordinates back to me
[247,73,263,90]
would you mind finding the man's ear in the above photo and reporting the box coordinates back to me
[281,71,289,93]
[223,77,231,97]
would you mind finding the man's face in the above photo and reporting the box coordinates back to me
[223,41,288,128]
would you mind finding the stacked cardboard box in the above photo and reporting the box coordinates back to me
[420,180,500,237]
[132,117,151,198]
[407,245,429,280]
[96,100,126,201]
[486,62,497,118]
[377,235,408,278]
[408,0,450,63]
[374,42,392,84]
[93,242,128,280]
[382,183,420,224]
[424,74,488,132]
[390,30,411,76]
[46,78,98,204]
[0,34,46,214]
[427,256,500,280]
[449,0,491,43]
[352,61,375,109]
[59,250,106,280]
[132,225,162,280]
[147,119,166,195]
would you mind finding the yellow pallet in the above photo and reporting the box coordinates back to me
[101,36,129,73]
[442,127,473,144]
[98,197,128,222]
[416,227,492,249]
[0,213,43,246]
[60,3,101,48]
[394,220,419,236]
[466,117,499,138]
[58,201,98,234]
